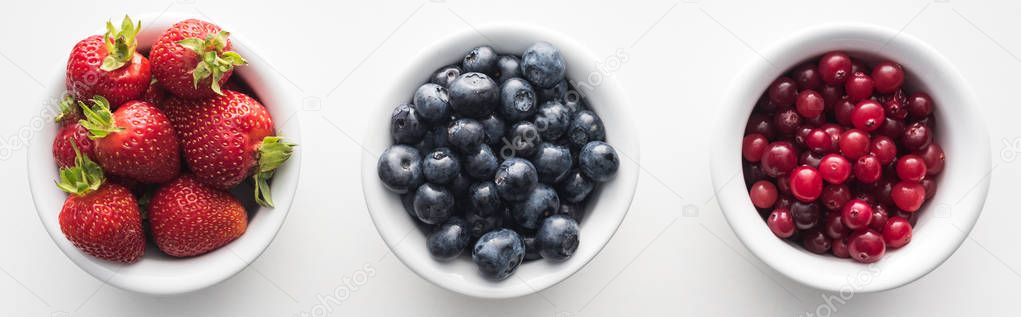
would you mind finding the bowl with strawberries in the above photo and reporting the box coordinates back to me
[28,14,300,294]
[712,24,989,292]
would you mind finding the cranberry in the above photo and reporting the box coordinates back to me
[767,208,796,238]
[800,151,823,168]
[891,181,926,212]
[742,134,769,162]
[920,178,937,200]
[901,122,932,151]
[776,175,791,194]
[879,90,909,120]
[794,126,814,147]
[851,100,885,132]
[851,60,869,74]
[774,109,802,135]
[818,154,851,184]
[790,166,823,202]
[848,229,886,263]
[791,201,821,230]
[820,123,843,142]
[841,199,873,231]
[883,216,912,248]
[745,113,775,139]
[768,77,799,107]
[818,51,852,85]
[804,128,835,154]
[918,143,945,176]
[895,154,927,182]
[845,72,874,102]
[823,212,849,239]
[744,162,766,186]
[892,208,917,226]
[854,155,883,183]
[872,179,896,207]
[833,99,856,126]
[906,92,934,118]
[869,136,898,165]
[819,85,845,108]
[802,230,832,254]
[872,61,905,93]
[760,142,798,177]
[792,63,822,91]
[775,195,795,210]
[831,238,850,258]
[869,204,890,232]
[820,184,851,210]
[796,90,825,118]
[749,180,778,209]
[838,129,870,160]
[876,117,905,139]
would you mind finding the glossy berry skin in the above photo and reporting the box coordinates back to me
[390,103,427,145]
[429,65,461,87]
[94,101,181,184]
[377,145,424,194]
[469,181,503,217]
[749,180,778,209]
[473,229,525,280]
[534,101,572,140]
[891,181,926,212]
[804,129,835,154]
[413,83,451,124]
[512,184,560,230]
[872,61,904,93]
[918,144,945,176]
[832,238,850,258]
[774,109,801,135]
[567,110,606,149]
[833,99,856,126]
[149,175,247,257]
[851,100,885,132]
[462,46,499,76]
[869,136,898,165]
[479,115,506,147]
[790,166,823,202]
[465,209,503,240]
[767,77,798,107]
[499,78,537,122]
[531,142,573,183]
[841,199,874,231]
[901,122,933,151]
[844,72,874,102]
[537,79,568,104]
[796,90,825,118]
[59,183,145,263]
[823,212,849,240]
[767,208,795,238]
[838,129,870,160]
[791,201,821,230]
[427,217,471,261]
[792,63,822,90]
[52,123,96,168]
[505,121,541,158]
[413,183,456,225]
[495,158,539,201]
[820,184,851,211]
[882,216,913,248]
[520,42,566,88]
[463,144,499,180]
[818,154,851,184]
[558,170,594,204]
[150,19,235,99]
[848,229,886,263]
[66,35,151,108]
[495,56,521,83]
[447,118,486,153]
[578,141,619,182]
[760,142,798,177]
[745,113,776,139]
[869,205,890,232]
[906,92,934,118]
[422,148,460,184]
[802,230,832,254]
[536,214,580,260]
[448,72,499,118]
[854,155,883,184]
[818,51,852,85]
[896,154,927,182]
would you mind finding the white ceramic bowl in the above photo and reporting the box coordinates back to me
[27,13,302,295]
[362,24,639,298]
[712,24,990,292]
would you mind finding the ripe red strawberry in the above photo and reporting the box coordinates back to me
[79,96,180,183]
[150,19,247,99]
[57,146,145,263]
[66,16,151,108]
[52,122,95,168]
[148,174,247,257]
[163,90,295,207]
[143,79,168,107]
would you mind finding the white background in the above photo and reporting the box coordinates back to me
[2,0,1020,316]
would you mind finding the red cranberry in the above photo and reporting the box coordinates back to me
[901,122,933,151]
[742,134,769,162]
[744,162,766,186]
[818,51,852,85]
[841,199,874,231]
[869,204,890,232]
[804,128,835,154]
[776,175,791,194]
[791,201,821,230]
[767,208,796,238]
[895,154,927,182]
[872,178,896,207]
[877,117,906,139]
[775,195,795,210]
[774,109,802,135]
[906,92,934,118]
[823,212,849,240]
[832,238,850,258]
[796,90,825,118]
[920,178,937,200]
[838,129,871,160]
[848,229,886,263]
[750,180,778,209]
[851,100,886,132]
[891,181,926,212]
[802,230,832,254]
[792,63,822,91]
[854,155,883,183]
[879,90,909,120]
[790,166,823,202]
[819,85,845,108]
[883,216,913,248]
[755,93,781,113]
[745,113,775,139]
[820,123,843,141]
[820,184,851,210]
[892,208,918,226]
[800,151,823,168]
[869,136,898,165]
[794,126,814,147]
[760,142,798,177]
[845,71,874,102]
[833,99,856,126]
[918,143,945,176]
[872,61,905,93]
[818,154,851,184]
[768,77,799,107]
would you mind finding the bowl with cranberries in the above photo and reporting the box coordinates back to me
[712,24,990,292]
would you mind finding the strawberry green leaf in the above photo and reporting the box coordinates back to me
[252,136,296,207]
[78,96,123,139]
[178,30,247,95]
[54,95,77,123]
[100,15,141,71]
[56,142,105,196]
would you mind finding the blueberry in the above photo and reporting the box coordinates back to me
[429,65,461,88]
[423,148,460,184]
[520,42,566,88]
[469,181,503,217]
[390,104,427,145]
[579,141,619,182]
[479,115,506,147]
[567,110,605,149]
[503,121,541,159]
[496,55,521,83]
[494,158,539,201]
[558,202,586,222]
[472,229,525,280]
[428,125,449,149]
[557,170,594,203]
[563,90,586,113]
[499,78,537,122]
[427,217,471,261]
[447,118,485,152]
[536,214,579,260]
[462,46,499,77]
[413,183,455,225]
[522,236,542,261]
[400,193,416,218]
[377,145,424,194]
[537,80,568,104]
[534,101,571,140]
[449,172,472,200]
[531,142,572,183]
[448,72,498,118]
[413,83,451,124]
[511,184,559,230]
[465,208,503,240]
[463,143,498,180]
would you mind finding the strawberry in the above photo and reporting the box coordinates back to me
[78,96,180,183]
[163,90,294,207]
[54,95,83,127]
[65,16,151,108]
[148,175,247,257]
[52,122,95,168]
[57,145,145,263]
[143,79,168,107]
[150,19,247,99]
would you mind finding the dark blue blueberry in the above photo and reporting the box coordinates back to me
[429,65,461,88]
[413,183,455,225]
[377,145,423,194]
[400,193,416,218]
[563,90,586,113]
[534,101,571,140]
[449,173,472,199]
[465,208,503,240]
[520,42,566,88]
[537,80,568,104]
[413,83,451,124]
[462,46,499,77]
[501,121,541,159]
[579,141,619,182]
[469,181,503,217]
[427,217,471,261]
[390,104,426,145]
[531,142,573,183]
[522,236,542,261]
[511,184,559,230]
[479,115,506,147]
[429,125,449,149]
[463,143,498,180]
[536,214,579,260]
[447,118,485,152]
[499,78,537,122]
[567,110,606,149]
[448,72,498,118]
[557,170,594,203]
[558,202,586,222]
[494,158,539,201]
[472,229,525,280]
[422,148,460,184]
[496,55,521,83]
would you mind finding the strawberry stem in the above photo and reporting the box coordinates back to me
[100,15,141,71]
[252,136,296,207]
[55,142,105,196]
[54,95,77,123]
[78,96,123,139]
[177,31,247,96]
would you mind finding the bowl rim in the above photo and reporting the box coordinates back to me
[711,22,990,293]
[360,22,640,298]
[27,12,303,295]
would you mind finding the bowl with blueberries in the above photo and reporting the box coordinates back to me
[362,24,638,298]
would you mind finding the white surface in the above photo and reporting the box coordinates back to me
[1,0,1019,316]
